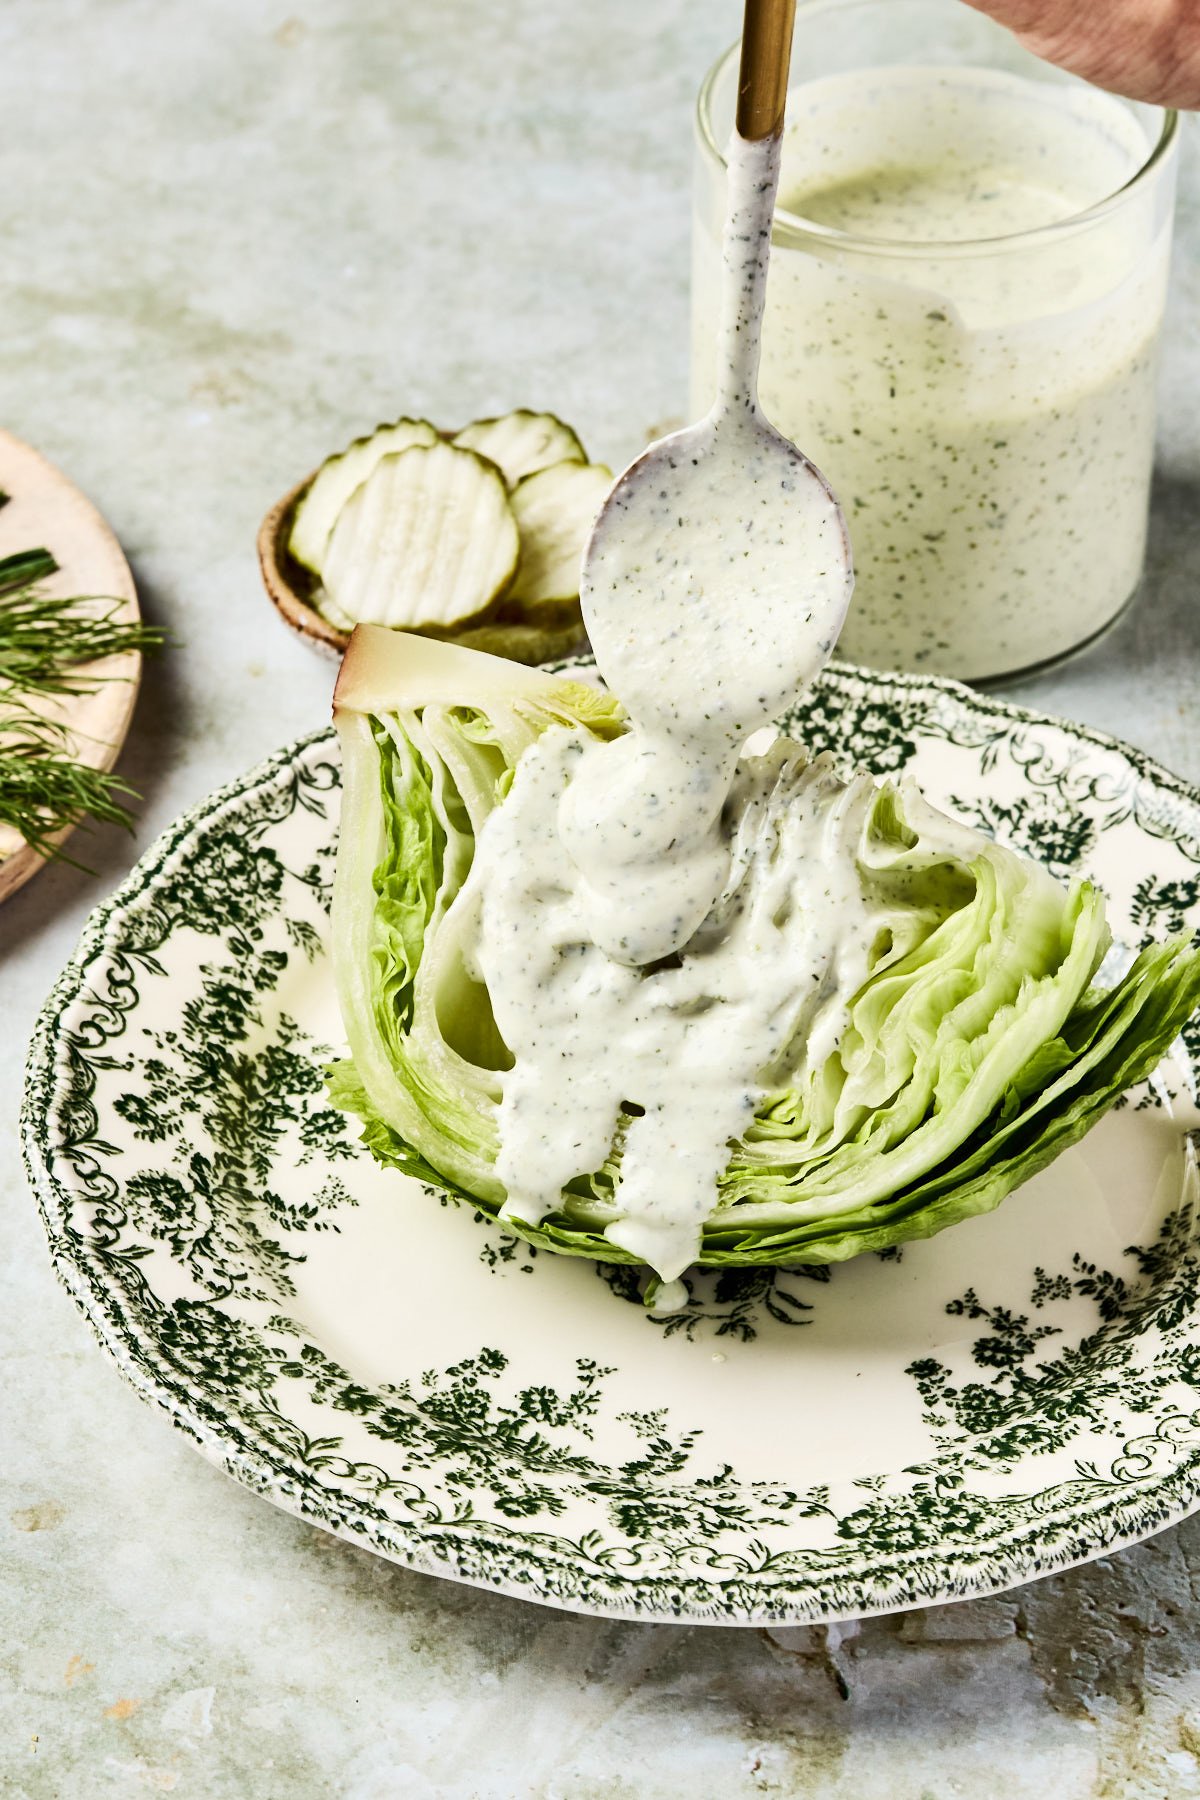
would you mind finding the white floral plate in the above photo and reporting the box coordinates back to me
[21,663,1200,1625]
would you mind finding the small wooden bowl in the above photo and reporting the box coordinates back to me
[257,471,348,660]
[257,467,591,668]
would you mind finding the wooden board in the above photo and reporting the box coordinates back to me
[0,430,141,903]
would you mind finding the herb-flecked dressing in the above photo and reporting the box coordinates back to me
[692,67,1172,678]
[470,132,865,1284]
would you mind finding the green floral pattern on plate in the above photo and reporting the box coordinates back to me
[20,663,1200,1623]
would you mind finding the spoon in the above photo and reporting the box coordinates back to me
[579,0,853,746]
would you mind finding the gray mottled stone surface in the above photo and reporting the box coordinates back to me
[3,2,1200,1795]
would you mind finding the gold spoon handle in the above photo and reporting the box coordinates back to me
[736,0,797,140]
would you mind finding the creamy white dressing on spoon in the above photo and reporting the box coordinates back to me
[563,129,852,966]
[470,85,858,1286]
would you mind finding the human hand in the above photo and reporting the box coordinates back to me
[962,0,1200,107]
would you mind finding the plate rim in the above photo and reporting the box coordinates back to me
[21,666,1200,1625]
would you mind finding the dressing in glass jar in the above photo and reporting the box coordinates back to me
[692,0,1179,681]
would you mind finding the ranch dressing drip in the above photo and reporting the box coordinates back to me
[473,739,874,1284]
[471,133,857,1282]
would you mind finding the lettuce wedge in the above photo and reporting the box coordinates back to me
[330,626,1200,1271]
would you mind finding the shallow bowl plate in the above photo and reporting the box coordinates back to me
[21,663,1200,1624]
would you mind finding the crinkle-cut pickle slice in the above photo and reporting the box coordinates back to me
[508,459,613,613]
[320,442,519,634]
[451,410,586,488]
[454,613,586,664]
[289,417,439,575]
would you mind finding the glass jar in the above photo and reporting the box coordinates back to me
[692,0,1179,683]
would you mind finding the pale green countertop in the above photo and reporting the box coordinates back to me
[3,3,1200,1796]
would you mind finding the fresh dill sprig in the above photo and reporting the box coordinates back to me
[0,545,163,866]
[0,547,57,599]
[0,716,141,864]
[0,581,163,697]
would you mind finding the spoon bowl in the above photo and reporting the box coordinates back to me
[581,409,852,742]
